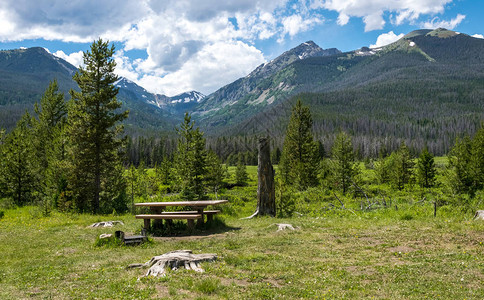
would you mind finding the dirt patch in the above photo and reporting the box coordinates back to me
[56,247,77,256]
[345,265,376,276]
[358,236,384,246]
[154,285,170,298]
[387,246,415,253]
[152,231,234,242]
[219,276,250,287]
[265,278,283,287]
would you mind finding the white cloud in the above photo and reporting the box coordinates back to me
[53,50,84,68]
[370,31,404,48]
[0,0,467,95]
[281,14,322,38]
[421,14,466,30]
[138,41,265,96]
[313,0,454,31]
[363,12,385,32]
[472,34,484,39]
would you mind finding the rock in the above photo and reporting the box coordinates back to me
[474,210,484,220]
[275,223,297,231]
[128,250,217,277]
[89,221,124,228]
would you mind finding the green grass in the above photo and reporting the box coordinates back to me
[1,161,484,299]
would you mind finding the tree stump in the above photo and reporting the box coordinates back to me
[474,210,484,220]
[245,137,275,218]
[88,221,124,228]
[127,250,217,277]
[275,223,296,231]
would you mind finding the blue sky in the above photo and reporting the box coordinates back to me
[0,0,482,96]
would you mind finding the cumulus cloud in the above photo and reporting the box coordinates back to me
[0,0,466,95]
[421,14,466,30]
[370,31,404,48]
[0,0,149,42]
[472,34,484,39]
[53,50,84,68]
[312,0,454,32]
[138,41,265,96]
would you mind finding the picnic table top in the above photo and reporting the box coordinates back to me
[134,200,228,207]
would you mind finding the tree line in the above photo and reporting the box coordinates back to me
[1,41,483,216]
[275,99,484,215]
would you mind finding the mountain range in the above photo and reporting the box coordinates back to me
[0,28,483,155]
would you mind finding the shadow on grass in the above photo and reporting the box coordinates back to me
[148,217,241,238]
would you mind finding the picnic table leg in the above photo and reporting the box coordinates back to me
[143,219,151,231]
[187,219,195,231]
[196,208,204,227]
[207,214,214,223]
[151,207,164,231]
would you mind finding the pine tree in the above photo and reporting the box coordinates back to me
[470,126,484,193]
[67,39,128,213]
[416,147,436,189]
[175,113,207,200]
[235,152,248,186]
[280,99,319,190]
[0,129,6,198]
[331,131,358,194]
[126,164,138,213]
[32,80,68,210]
[388,143,414,190]
[205,150,226,198]
[3,113,37,206]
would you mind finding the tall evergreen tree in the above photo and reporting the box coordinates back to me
[416,147,436,189]
[447,136,473,195]
[280,99,319,190]
[205,150,226,198]
[389,143,414,190]
[175,113,207,200]
[32,80,68,208]
[235,152,248,186]
[470,126,484,193]
[67,39,128,213]
[3,113,37,206]
[331,131,358,194]
[0,129,6,198]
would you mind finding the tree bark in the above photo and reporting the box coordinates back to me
[256,137,276,216]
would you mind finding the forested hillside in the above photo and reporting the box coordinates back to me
[205,29,484,157]
[1,29,483,158]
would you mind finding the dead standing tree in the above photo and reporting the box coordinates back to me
[245,137,276,218]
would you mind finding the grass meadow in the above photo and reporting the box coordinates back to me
[1,165,484,299]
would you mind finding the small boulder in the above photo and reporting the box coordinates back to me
[275,223,297,231]
[474,210,484,220]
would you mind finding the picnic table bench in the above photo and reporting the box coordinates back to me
[135,200,228,231]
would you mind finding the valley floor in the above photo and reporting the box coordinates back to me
[1,204,483,299]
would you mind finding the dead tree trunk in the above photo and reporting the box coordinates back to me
[245,137,275,218]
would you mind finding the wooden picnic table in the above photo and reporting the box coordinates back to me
[135,200,228,231]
